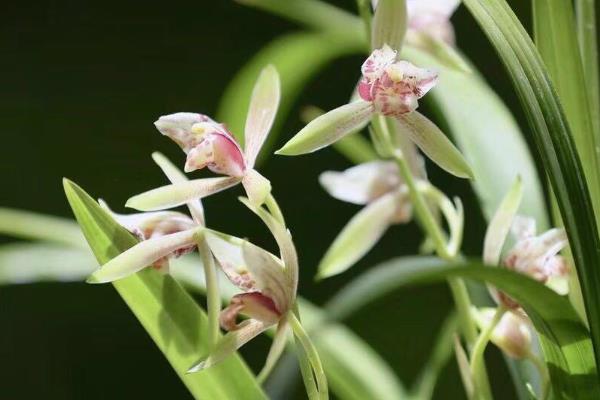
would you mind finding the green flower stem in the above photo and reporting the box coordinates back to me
[292,304,321,400]
[290,312,329,400]
[470,306,506,400]
[526,351,550,400]
[265,194,286,227]
[195,231,221,350]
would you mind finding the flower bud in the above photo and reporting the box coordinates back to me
[475,308,532,359]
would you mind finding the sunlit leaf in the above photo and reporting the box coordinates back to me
[0,243,94,284]
[62,179,267,400]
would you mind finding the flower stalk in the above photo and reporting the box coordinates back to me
[194,230,221,350]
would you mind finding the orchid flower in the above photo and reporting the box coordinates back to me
[277,46,472,179]
[125,65,280,212]
[97,200,197,273]
[316,158,464,279]
[87,153,208,283]
[483,178,571,309]
[472,307,533,359]
[187,198,298,372]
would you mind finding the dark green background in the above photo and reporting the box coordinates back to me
[1,0,536,398]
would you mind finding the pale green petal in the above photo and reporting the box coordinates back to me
[316,192,397,280]
[483,177,523,265]
[395,111,473,179]
[152,152,205,224]
[276,101,374,156]
[126,176,241,212]
[188,319,271,373]
[244,65,281,167]
[87,228,199,283]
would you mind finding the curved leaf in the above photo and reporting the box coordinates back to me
[63,179,267,400]
[325,256,599,399]
[463,0,600,375]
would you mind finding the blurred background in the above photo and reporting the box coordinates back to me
[1,0,535,398]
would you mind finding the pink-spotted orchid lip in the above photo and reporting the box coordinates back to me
[128,65,280,211]
[358,48,438,116]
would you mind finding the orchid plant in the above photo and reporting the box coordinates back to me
[1,0,599,399]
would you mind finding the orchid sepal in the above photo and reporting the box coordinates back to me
[276,100,375,156]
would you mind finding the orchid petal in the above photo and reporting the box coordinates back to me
[126,176,241,212]
[154,112,211,152]
[395,111,473,179]
[204,229,289,309]
[98,199,193,238]
[185,130,246,177]
[372,0,408,54]
[319,161,400,205]
[187,319,271,373]
[483,177,523,265]
[361,45,398,82]
[219,292,281,331]
[244,65,281,167]
[87,228,199,283]
[241,168,272,207]
[242,240,290,312]
[316,192,397,280]
[257,318,290,383]
[276,101,375,156]
[239,197,298,293]
[510,215,536,241]
[152,152,205,225]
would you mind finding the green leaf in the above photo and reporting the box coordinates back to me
[325,256,600,399]
[533,0,600,228]
[462,0,600,376]
[316,193,396,280]
[62,179,267,400]
[394,111,474,179]
[276,101,374,156]
[402,46,549,228]
[0,207,85,247]
[0,243,94,284]
[217,32,365,157]
[371,0,407,53]
[575,0,600,147]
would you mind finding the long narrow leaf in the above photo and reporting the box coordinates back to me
[462,0,600,365]
[532,0,600,225]
[325,256,599,399]
[63,179,266,400]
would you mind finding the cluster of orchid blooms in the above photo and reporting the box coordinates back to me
[82,0,570,398]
